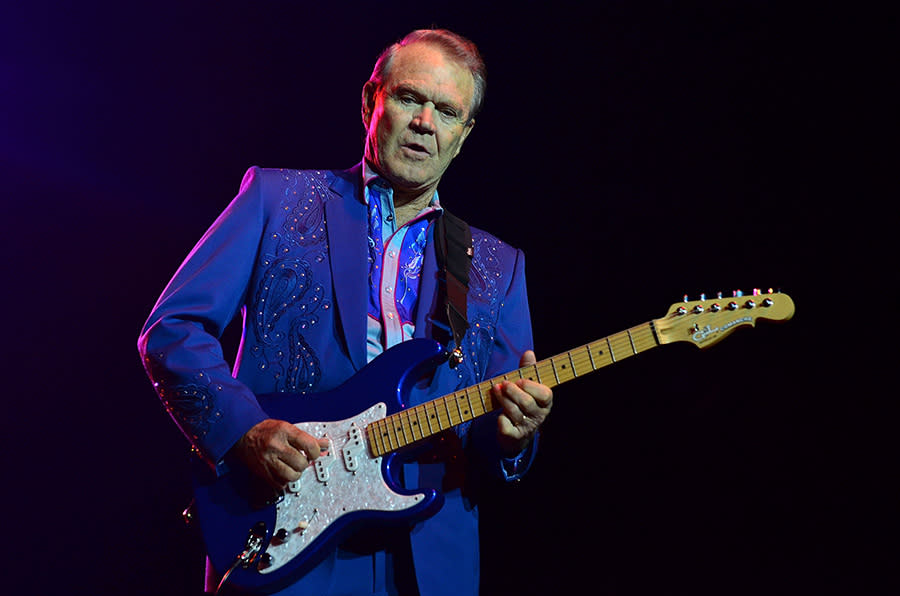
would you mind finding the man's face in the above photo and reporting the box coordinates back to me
[363,42,475,198]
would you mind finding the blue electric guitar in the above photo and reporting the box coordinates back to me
[192,291,794,594]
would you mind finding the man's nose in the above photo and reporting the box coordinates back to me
[411,104,436,134]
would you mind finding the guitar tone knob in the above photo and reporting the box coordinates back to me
[257,552,274,570]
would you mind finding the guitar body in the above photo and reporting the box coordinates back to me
[192,339,452,594]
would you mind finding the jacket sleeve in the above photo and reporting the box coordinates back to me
[137,167,269,473]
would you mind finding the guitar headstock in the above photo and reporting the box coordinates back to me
[654,289,795,349]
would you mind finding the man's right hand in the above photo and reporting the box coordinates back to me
[231,419,329,489]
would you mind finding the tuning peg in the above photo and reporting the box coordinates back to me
[733,290,744,297]
[699,293,706,301]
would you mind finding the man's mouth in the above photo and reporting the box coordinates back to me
[401,142,431,156]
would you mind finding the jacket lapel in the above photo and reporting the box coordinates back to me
[326,164,368,372]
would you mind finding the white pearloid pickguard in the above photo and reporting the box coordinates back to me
[260,403,425,574]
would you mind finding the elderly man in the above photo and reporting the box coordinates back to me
[139,29,552,595]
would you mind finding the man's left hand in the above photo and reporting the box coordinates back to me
[492,350,553,456]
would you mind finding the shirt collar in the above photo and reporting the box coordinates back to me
[362,160,441,209]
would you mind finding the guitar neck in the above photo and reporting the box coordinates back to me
[367,320,660,457]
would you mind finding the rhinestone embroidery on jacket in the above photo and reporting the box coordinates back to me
[145,358,223,442]
[249,170,331,393]
[462,230,505,381]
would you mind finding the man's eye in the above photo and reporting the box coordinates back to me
[398,94,418,105]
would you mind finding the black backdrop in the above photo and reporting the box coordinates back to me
[1,2,893,595]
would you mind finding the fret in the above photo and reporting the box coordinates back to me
[447,393,460,425]
[595,342,608,366]
[567,351,577,377]
[606,336,616,362]
[636,324,659,352]
[465,386,485,418]
[421,402,436,436]
[626,329,637,355]
[466,389,477,418]
[393,415,409,447]
[367,421,383,457]
[380,418,397,453]
[399,410,415,445]
[610,332,633,360]
[573,345,594,374]
[411,406,428,441]
[473,384,489,415]
[536,361,554,385]
[456,391,472,422]
[435,400,450,429]
[443,394,455,426]
[556,353,576,383]
[433,399,450,429]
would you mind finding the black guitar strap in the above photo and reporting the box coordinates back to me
[433,209,472,366]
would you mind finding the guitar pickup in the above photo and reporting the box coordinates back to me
[342,424,364,472]
[314,436,335,483]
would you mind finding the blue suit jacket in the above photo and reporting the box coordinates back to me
[139,165,537,595]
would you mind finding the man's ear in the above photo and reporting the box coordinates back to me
[361,81,378,127]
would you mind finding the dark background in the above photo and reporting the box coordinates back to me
[1,2,893,595]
